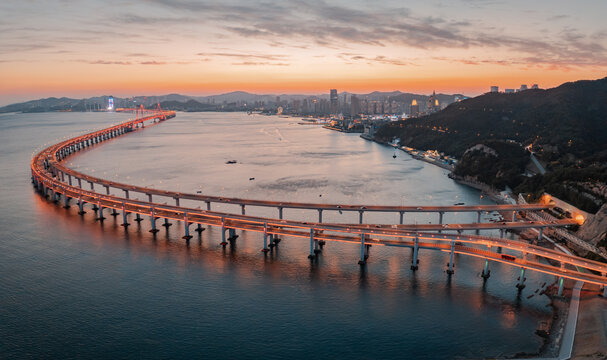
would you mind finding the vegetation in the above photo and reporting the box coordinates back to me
[375,77,607,212]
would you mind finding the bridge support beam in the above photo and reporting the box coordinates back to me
[77,178,82,188]
[482,260,491,279]
[96,201,105,221]
[278,207,283,220]
[228,228,238,241]
[121,203,129,227]
[206,201,211,211]
[240,204,245,215]
[261,223,269,253]
[220,218,227,246]
[359,211,364,224]
[182,213,192,240]
[135,213,143,223]
[308,228,315,259]
[477,211,482,223]
[195,223,205,233]
[558,277,564,297]
[516,268,526,289]
[78,197,86,215]
[538,227,543,241]
[147,193,152,202]
[124,190,129,199]
[447,240,455,274]
[439,211,444,224]
[411,233,419,270]
[399,211,404,225]
[162,218,171,228]
[358,233,366,265]
[512,210,517,221]
[63,195,70,209]
[174,197,180,207]
[149,208,158,233]
[318,209,323,223]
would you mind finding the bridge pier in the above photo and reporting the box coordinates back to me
[63,195,70,209]
[308,228,315,259]
[121,203,130,227]
[399,211,404,225]
[124,190,129,199]
[228,228,238,241]
[481,246,491,279]
[149,208,159,233]
[278,207,283,220]
[261,223,269,253]
[411,233,419,270]
[359,211,364,224]
[318,209,323,223]
[220,218,227,246]
[447,240,455,274]
[175,197,180,207]
[195,223,205,233]
[162,218,172,228]
[77,178,82,188]
[96,201,105,221]
[135,213,143,223]
[147,193,152,202]
[77,197,86,214]
[89,181,94,191]
[516,268,526,289]
[558,277,564,297]
[358,233,366,265]
[182,214,192,240]
[68,175,72,186]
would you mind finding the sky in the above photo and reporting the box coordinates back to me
[1,0,606,105]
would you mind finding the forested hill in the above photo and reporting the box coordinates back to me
[375,77,607,161]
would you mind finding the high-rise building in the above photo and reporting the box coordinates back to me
[490,86,499,93]
[410,99,419,117]
[107,96,114,111]
[531,84,539,89]
[519,84,528,91]
[330,89,338,114]
[350,95,360,117]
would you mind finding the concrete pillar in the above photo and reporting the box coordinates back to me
[206,201,211,211]
[278,207,283,220]
[439,211,444,224]
[399,211,404,225]
[447,240,455,274]
[195,223,204,233]
[359,211,364,224]
[162,218,171,227]
[241,204,245,215]
[220,218,227,246]
[411,233,419,270]
[97,200,105,221]
[175,198,180,207]
[262,223,269,253]
[149,208,158,233]
[308,228,315,259]
[482,260,490,279]
[477,211,482,223]
[78,197,86,215]
[182,213,192,240]
[63,195,70,208]
[318,209,323,223]
[135,213,143,222]
[147,193,152,202]
[121,203,129,227]
[358,233,366,265]
[516,268,526,289]
[558,277,564,297]
[124,190,129,199]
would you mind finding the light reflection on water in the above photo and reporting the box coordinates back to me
[0,112,555,359]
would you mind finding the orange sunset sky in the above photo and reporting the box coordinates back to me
[1,0,606,105]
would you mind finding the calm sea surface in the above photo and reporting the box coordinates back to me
[1,111,554,359]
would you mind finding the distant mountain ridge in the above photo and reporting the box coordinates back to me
[0,90,464,113]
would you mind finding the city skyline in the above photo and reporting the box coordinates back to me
[1,0,606,106]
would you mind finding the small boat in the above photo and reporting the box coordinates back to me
[392,152,397,158]
[454,202,465,206]
[249,177,255,181]
[226,160,237,164]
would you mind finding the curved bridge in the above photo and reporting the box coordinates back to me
[30,111,607,291]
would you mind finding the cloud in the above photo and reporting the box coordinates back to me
[80,60,133,65]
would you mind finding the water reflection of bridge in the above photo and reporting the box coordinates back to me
[30,111,607,295]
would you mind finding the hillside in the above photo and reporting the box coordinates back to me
[375,77,607,212]
[376,77,607,160]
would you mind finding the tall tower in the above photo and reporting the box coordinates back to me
[410,99,419,117]
[330,89,338,115]
[107,96,114,111]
